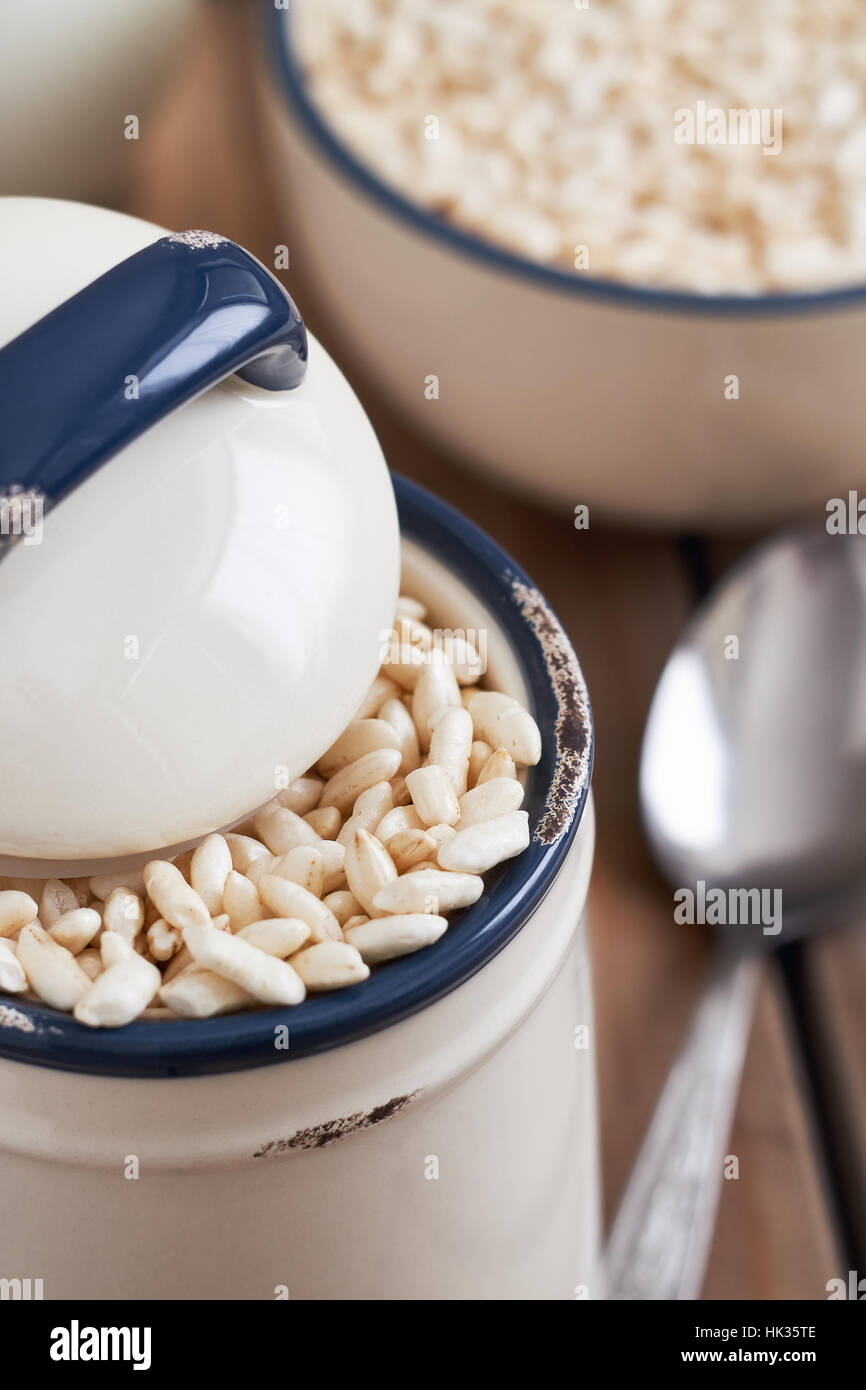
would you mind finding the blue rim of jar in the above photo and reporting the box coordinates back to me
[265,2,866,318]
[0,473,593,1078]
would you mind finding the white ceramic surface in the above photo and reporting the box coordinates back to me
[0,543,598,1301]
[0,200,400,870]
[258,11,866,527]
[0,0,194,200]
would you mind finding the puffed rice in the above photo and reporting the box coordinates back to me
[337,780,394,847]
[386,828,437,873]
[354,673,401,719]
[438,810,531,874]
[375,804,424,842]
[0,890,38,939]
[412,659,461,750]
[293,0,866,293]
[477,748,518,784]
[223,870,263,931]
[161,942,195,985]
[76,948,104,982]
[143,861,211,932]
[236,918,312,958]
[322,890,364,925]
[39,879,79,929]
[244,853,279,888]
[405,764,460,828]
[389,773,412,807]
[183,921,306,1006]
[320,747,403,814]
[190,833,232,916]
[257,874,342,942]
[317,719,401,778]
[372,868,484,915]
[270,845,325,898]
[394,614,433,652]
[48,907,102,955]
[428,705,473,796]
[275,775,324,815]
[426,823,458,855]
[445,635,485,686]
[466,692,541,766]
[345,828,398,916]
[304,805,342,839]
[379,642,427,690]
[458,776,525,827]
[225,833,273,873]
[74,934,162,1028]
[289,940,370,991]
[160,969,254,1019]
[345,913,449,964]
[102,887,145,945]
[3,593,542,1025]
[89,868,146,901]
[146,919,182,962]
[17,923,91,1012]
[253,802,320,856]
[378,696,421,774]
[0,939,27,994]
[317,839,348,894]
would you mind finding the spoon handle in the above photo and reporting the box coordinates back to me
[603,950,762,1300]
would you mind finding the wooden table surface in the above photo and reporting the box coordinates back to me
[123,0,863,1299]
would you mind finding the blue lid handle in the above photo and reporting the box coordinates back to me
[0,231,307,509]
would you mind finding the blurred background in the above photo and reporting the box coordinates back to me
[2,0,865,1298]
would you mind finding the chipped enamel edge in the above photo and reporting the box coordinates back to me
[0,1004,36,1033]
[511,578,592,846]
[253,1091,419,1156]
[166,230,229,250]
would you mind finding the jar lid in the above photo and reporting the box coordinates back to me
[0,199,400,872]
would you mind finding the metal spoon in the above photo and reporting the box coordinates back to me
[604,525,866,1300]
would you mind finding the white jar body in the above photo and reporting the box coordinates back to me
[0,802,597,1300]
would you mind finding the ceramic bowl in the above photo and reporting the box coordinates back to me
[258,1,866,527]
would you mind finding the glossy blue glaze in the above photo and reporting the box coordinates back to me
[0,474,593,1078]
[0,233,307,509]
[265,3,866,317]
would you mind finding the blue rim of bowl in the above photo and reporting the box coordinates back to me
[0,473,593,1078]
[265,2,866,318]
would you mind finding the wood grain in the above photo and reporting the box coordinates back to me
[704,967,843,1299]
[805,925,866,1266]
